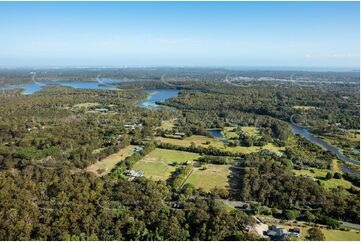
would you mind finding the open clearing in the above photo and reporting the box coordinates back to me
[241,126,261,138]
[86,145,136,176]
[321,228,359,241]
[186,164,231,191]
[156,135,225,148]
[73,102,100,108]
[293,168,355,190]
[224,126,261,139]
[156,135,284,154]
[259,215,359,241]
[292,105,317,110]
[133,148,200,181]
[223,127,239,139]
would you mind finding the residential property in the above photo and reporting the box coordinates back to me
[130,146,144,155]
[94,108,109,112]
[124,123,143,130]
[126,170,144,177]
[266,225,301,240]
[174,132,185,137]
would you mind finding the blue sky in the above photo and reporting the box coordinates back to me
[0,1,359,68]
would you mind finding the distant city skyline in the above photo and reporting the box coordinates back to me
[0,1,359,68]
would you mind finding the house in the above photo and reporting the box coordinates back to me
[126,170,144,177]
[94,108,108,112]
[267,225,289,240]
[124,123,143,130]
[288,228,301,237]
[135,146,144,152]
[174,132,185,137]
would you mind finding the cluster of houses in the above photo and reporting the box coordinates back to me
[125,146,145,179]
[265,225,301,240]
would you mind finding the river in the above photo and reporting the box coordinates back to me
[136,89,179,110]
[289,121,359,175]
[0,78,129,94]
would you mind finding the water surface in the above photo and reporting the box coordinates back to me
[0,79,128,94]
[289,122,359,175]
[136,89,179,110]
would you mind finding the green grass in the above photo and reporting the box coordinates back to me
[133,148,200,181]
[223,127,239,139]
[241,126,261,138]
[293,168,355,190]
[321,228,359,241]
[156,135,225,148]
[186,164,230,191]
[259,215,360,241]
[86,145,136,176]
[156,134,284,154]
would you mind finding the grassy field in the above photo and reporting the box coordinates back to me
[73,102,100,108]
[156,135,284,154]
[186,164,231,191]
[223,127,239,139]
[321,228,359,241]
[293,168,355,190]
[259,215,359,241]
[330,159,341,172]
[86,145,136,176]
[156,135,225,148]
[241,126,261,138]
[133,148,200,181]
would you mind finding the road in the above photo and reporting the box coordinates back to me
[342,221,360,230]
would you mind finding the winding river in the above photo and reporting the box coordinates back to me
[289,121,359,175]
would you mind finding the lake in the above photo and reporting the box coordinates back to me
[136,89,179,110]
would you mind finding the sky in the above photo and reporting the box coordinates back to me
[0,1,359,69]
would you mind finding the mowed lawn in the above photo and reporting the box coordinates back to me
[86,145,136,176]
[133,148,200,181]
[186,164,231,191]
